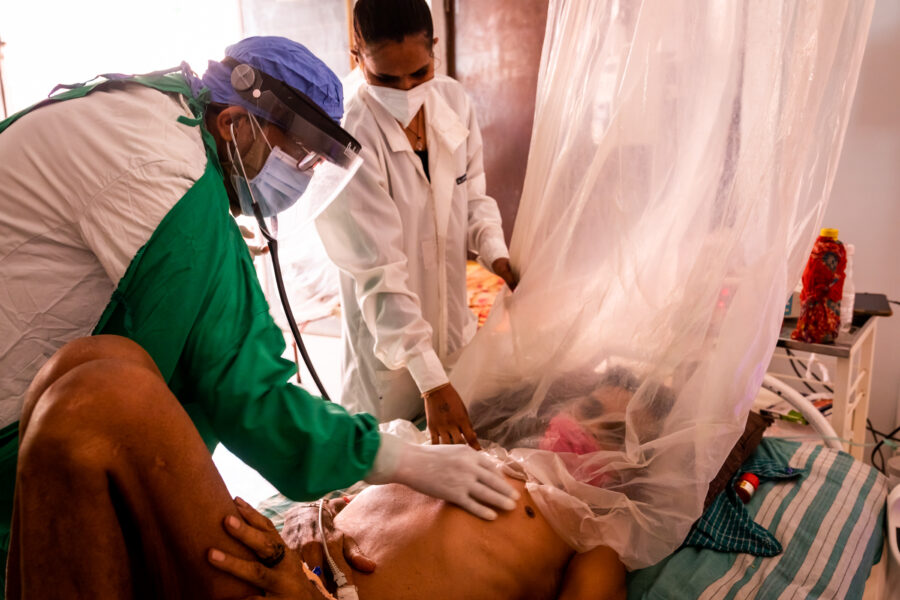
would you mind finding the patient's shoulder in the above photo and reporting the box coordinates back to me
[556,545,626,600]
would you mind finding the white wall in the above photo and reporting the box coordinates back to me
[824,1,900,434]
[0,0,242,116]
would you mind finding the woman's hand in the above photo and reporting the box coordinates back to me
[281,499,375,577]
[207,497,335,599]
[423,383,481,449]
[491,257,518,291]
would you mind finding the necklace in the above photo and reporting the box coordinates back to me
[406,109,425,151]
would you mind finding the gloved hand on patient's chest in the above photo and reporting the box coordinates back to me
[365,432,520,520]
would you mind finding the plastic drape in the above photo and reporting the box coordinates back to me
[451,0,874,569]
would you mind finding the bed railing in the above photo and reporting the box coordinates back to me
[760,374,843,451]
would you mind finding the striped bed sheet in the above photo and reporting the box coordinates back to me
[628,437,888,600]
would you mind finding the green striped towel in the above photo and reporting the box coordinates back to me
[685,458,807,556]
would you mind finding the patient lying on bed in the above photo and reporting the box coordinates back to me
[229,371,652,599]
[216,369,648,599]
[10,335,627,599]
[271,474,626,600]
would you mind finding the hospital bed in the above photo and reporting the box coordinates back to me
[251,372,889,599]
[627,375,890,600]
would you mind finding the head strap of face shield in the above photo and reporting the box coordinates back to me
[223,57,361,169]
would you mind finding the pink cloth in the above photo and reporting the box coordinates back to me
[540,415,601,455]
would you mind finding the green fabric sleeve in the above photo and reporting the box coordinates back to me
[94,162,381,500]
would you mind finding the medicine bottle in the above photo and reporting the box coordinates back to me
[735,473,759,504]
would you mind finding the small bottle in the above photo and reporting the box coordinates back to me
[840,244,855,334]
[735,473,759,504]
[791,228,847,343]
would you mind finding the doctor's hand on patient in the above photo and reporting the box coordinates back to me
[209,497,340,599]
[366,431,520,521]
[423,382,481,449]
[491,257,518,291]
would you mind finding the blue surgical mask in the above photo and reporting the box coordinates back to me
[232,146,312,218]
[229,117,314,218]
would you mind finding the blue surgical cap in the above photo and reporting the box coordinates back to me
[200,36,343,123]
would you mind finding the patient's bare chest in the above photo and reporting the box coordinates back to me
[336,483,569,600]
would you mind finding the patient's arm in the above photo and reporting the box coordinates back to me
[557,545,626,600]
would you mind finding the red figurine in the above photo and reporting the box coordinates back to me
[791,228,846,344]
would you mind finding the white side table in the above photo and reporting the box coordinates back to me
[772,314,880,460]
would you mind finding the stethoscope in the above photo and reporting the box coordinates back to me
[230,116,332,402]
[252,206,332,401]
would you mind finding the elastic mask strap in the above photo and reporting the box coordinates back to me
[228,120,262,221]
[230,121,258,203]
[247,113,274,151]
[231,121,279,240]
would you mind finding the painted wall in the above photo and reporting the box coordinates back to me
[824,1,900,434]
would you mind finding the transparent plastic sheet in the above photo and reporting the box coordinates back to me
[450,0,874,569]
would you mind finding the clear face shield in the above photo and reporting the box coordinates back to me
[226,59,363,238]
[225,59,363,401]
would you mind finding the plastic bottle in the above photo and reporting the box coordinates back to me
[791,228,846,344]
[840,243,855,333]
[735,473,759,504]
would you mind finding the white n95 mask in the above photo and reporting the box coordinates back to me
[368,80,433,127]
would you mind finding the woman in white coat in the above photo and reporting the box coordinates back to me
[316,0,517,447]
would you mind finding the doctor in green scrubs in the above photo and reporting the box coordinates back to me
[0,35,518,593]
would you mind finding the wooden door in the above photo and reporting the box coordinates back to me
[447,0,549,242]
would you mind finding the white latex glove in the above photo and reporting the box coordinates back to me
[365,433,520,520]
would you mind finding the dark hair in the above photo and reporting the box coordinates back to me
[467,367,677,449]
[353,0,434,47]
